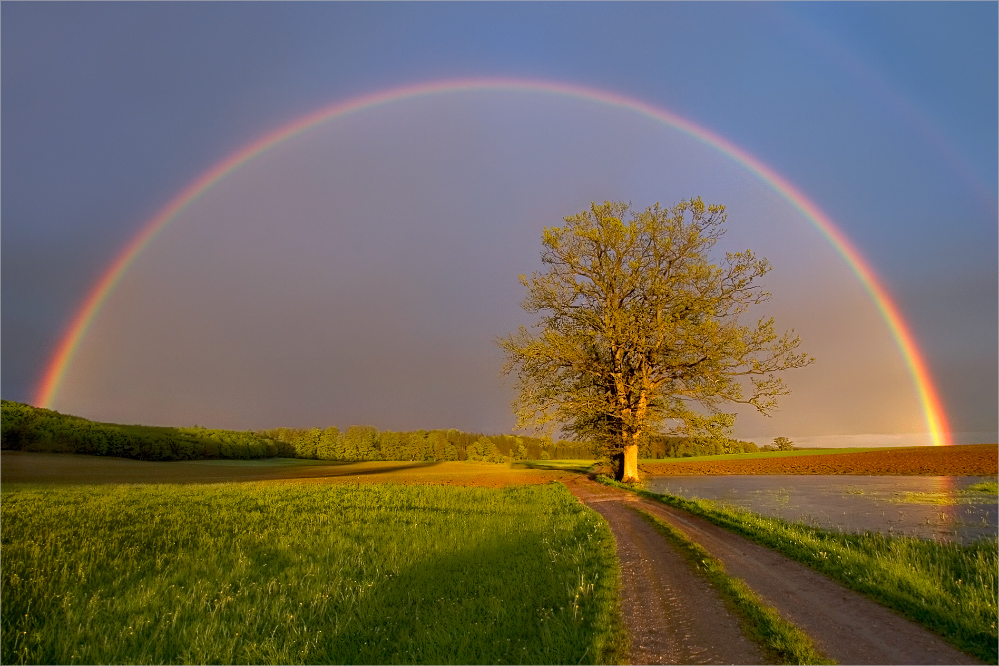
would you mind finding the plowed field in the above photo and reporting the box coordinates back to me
[640,443,997,476]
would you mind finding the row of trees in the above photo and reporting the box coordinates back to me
[259,426,596,462]
[641,435,759,459]
[0,401,602,463]
[1,400,771,464]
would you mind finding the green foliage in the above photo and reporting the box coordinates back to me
[636,510,832,664]
[890,483,999,506]
[599,477,998,663]
[261,424,598,464]
[2,400,598,464]
[501,198,811,444]
[639,434,759,459]
[2,482,624,665]
[773,436,795,451]
[499,198,811,473]
[1,400,288,462]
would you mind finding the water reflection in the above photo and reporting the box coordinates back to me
[643,475,997,544]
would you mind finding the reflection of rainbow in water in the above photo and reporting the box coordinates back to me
[33,78,951,446]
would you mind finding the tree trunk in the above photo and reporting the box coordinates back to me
[610,450,625,480]
[619,443,640,483]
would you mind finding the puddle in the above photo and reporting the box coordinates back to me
[643,475,997,543]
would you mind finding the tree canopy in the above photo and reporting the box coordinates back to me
[773,436,795,451]
[499,198,812,481]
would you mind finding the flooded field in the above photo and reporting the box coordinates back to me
[644,475,998,544]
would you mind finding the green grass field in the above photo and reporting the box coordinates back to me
[599,477,998,663]
[2,481,623,664]
[892,481,999,505]
[639,447,882,464]
[0,452,576,487]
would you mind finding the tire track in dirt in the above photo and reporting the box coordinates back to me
[566,476,982,665]
[569,479,766,664]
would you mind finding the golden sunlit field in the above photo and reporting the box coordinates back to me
[0,452,576,487]
[2,481,622,664]
[640,443,998,476]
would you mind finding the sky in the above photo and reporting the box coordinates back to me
[2,2,996,446]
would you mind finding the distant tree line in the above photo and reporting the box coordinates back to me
[640,434,759,459]
[1,400,758,463]
[0,401,597,463]
[1,400,285,461]
[257,426,596,462]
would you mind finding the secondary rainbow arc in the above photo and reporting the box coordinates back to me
[34,77,952,446]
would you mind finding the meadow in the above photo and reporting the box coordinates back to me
[1,481,623,664]
[0,452,574,487]
[600,477,998,663]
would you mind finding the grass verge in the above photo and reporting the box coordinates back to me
[2,481,623,664]
[598,475,997,663]
[635,509,833,665]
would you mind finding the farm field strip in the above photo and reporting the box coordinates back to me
[640,443,998,476]
[640,447,884,463]
[1,481,622,665]
[0,452,575,486]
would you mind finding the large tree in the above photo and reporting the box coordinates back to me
[499,198,812,482]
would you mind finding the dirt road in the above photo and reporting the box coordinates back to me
[564,476,981,665]
[582,489,766,664]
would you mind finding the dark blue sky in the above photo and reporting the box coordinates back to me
[3,3,996,443]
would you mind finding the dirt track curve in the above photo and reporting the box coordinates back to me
[564,476,981,665]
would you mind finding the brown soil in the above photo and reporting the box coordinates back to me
[565,476,982,665]
[641,443,997,476]
[0,452,572,487]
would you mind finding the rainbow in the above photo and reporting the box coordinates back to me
[34,77,952,446]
